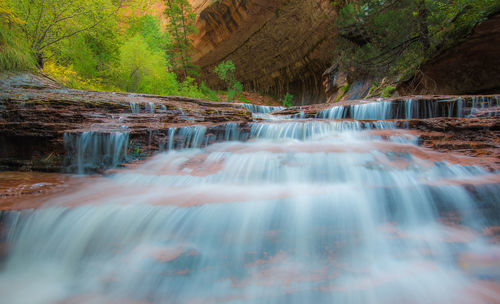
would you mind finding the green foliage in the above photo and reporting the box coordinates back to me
[177,77,201,97]
[57,28,120,81]
[381,85,396,98]
[43,61,119,91]
[0,4,36,71]
[7,0,118,66]
[164,0,199,79]
[214,60,243,101]
[335,83,350,102]
[0,27,36,72]
[282,93,294,107]
[226,81,243,102]
[368,82,379,96]
[200,82,220,101]
[1,0,221,101]
[127,15,168,53]
[118,34,177,95]
[214,60,235,83]
[334,0,498,81]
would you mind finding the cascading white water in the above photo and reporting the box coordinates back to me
[249,121,394,140]
[130,102,141,113]
[316,106,346,119]
[64,131,129,174]
[145,102,155,113]
[1,119,500,303]
[239,103,285,114]
[169,125,208,149]
[351,101,393,120]
[316,96,500,120]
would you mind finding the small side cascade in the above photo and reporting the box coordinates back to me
[467,96,500,117]
[160,123,249,151]
[292,111,305,119]
[145,102,155,113]
[405,99,417,119]
[316,106,346,119]
[130,102,141,114]
[167,125,208,150]
[64,131,129,174]
[239,103,285,113]
[249,120,394,140]
[224,122,241,141]
[350,101,392,120]
[166,127,177,150]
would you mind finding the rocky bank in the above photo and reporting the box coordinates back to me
[1,72,499,173]
[0,73,251,172]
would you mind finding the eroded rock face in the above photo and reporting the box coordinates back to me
[191,0,337,105]
[398,13,500,95]
[0,73,251,172]
[403,117,500,171]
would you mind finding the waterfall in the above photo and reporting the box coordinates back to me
[350,101,392,120]
[145,102,155,113]
[249,121,394,140]
[224,122,241,141]
[239,103,285,113]
[130,102,141,113]
[316,106,346,119]
[2,103,500,303]
[168,125,208,150]
[63,131,129,174]
[316,96,499,120]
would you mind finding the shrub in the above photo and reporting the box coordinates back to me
[214,60,243,101]
[0,6,36,71]
[381,85,396,97]
[282,92,294,107]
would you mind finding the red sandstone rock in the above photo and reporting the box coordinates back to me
[0,72,252,171]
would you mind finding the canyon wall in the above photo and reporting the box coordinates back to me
[189,2,500,105]
[398,12,500,96]
[190,0,337,105]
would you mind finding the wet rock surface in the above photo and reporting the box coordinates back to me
[403,117,500,170]
[274,95,500,170]
[0,73,251,172]
[0,73,499,213]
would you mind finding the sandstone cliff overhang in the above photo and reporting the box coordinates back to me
[191,0,338,105]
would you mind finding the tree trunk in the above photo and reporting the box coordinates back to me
[417,0,431,52]
[37,52,44,68]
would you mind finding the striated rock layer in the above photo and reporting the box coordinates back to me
[0,73,251,172]
[190,0,337,105]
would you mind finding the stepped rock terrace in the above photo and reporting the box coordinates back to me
[1,73,500,304]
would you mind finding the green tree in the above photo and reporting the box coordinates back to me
[334,0,498,80]
[127,14,168,53]
[0,3,36,70]
[7,0,119,67]
[56,21,120,81]
[117,34,178,95]
[163,0,199,79]
[214,60,243,102]
[282,93,294,107]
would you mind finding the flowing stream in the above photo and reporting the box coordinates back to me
[1,103,500,304]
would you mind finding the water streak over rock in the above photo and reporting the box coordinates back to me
[1,121,500,303]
